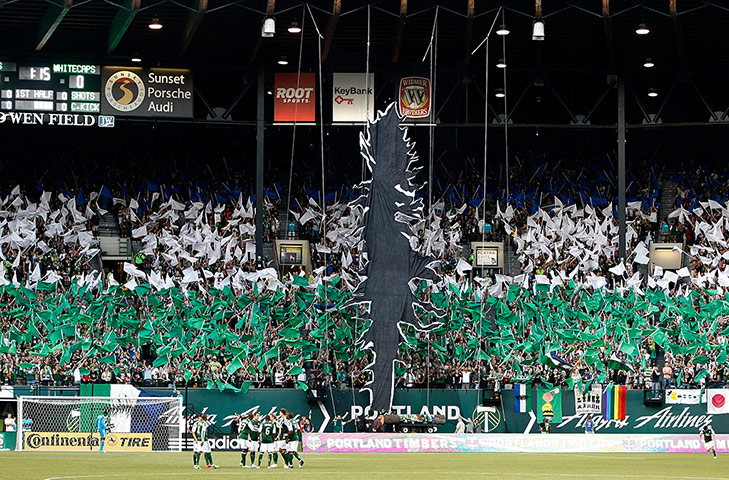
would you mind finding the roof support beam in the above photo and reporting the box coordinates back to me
[36,0,73,51]
[602,0,615,67]
[392,0,407,63]
[321,0,341,63]
[249,0,275,63]
[669,0,689,66]
[180,0,208,55]
[464,0,474,62]
[534,0,543,65]
[108,0,140,53]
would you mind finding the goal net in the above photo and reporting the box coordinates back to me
[15,395,183,452]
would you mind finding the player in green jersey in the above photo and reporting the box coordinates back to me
[191,413,217,469]
[237,413,250,468]
[248,412,262,468]
[258,414,279,468]
[283,412,304,468]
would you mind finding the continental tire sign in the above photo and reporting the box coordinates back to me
[24,432,152,451]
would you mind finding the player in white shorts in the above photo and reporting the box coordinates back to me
[191,413,217,469]
[700,425,717,458]
[247,411,262,468]
[284,411,304,468]
[276,408,288,451]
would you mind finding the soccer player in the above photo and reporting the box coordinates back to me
[259,414,278,468]
[280,411,294,468]
[584,414,595,434]
[95,410,109,453]
[191,413,217,469]
[286,412,305,468]
[277,408,288,455]
[237,413,250,468]
[700,424,718,459]
[248,412,262,469]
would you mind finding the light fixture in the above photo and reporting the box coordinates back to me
[266,89,273,95]
[495,88,505,98]
[148,16,163,30]
[262,17,276,37]
[532,20,545,41]
[288,20,302,33]
[496,24,510,36]
[648,87,658,98]
[643,57,654,68]
[278,56,288,65]
[131,55,142,63]
[636,22,649,35]
[496,58,507,69]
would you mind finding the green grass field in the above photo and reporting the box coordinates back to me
[1,452,728,480]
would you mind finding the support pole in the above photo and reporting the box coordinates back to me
[256,69,265,268]
[618,79,626,261]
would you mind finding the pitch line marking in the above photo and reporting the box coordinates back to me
[42,472,729,480]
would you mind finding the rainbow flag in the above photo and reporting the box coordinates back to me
[602,385,627,420]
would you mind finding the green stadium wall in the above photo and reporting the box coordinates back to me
[141,388,721,434]
[8,387,722,434]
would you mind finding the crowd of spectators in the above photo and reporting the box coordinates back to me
[1,146,728,396]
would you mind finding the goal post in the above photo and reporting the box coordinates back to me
[15,395,184,452]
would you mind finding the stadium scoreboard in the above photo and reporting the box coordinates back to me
[0,62,102,114]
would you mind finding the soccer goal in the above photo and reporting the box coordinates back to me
[15,395,184,452]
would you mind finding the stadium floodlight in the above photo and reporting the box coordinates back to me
[288,20,302,33]
[496,58,507,69]
[636,22,650,35]
[495,88,506,98]
[148,16,163,30]
[496,24,510,36]
[262,17,276,37]
[648,87,658,97]
[532,20,545,41]
[278,56,289,65]
[643,57,654,68]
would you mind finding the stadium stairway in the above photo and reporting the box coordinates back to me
[656,170,678,242]
[504,243,521,276]
[97,213,121,237]
[277,203,294,240]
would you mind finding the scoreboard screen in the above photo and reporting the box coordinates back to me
[0,62,101,114]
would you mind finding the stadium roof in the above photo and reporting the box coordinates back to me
[2,0,729,125]
[0,0,726,70]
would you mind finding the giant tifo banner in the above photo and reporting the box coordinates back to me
[303,433,729,454]
[274,73,316,122]
[332,73,374,122]
[100,67,193,118]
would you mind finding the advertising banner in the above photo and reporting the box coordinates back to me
[332,73,374,122]
[0,432,16,450]
[274,73,316,122]
[138,387,728,435]
[399,77,430,119]
[303,433,729,454]
[100,67,193,118]
[23,432,152,451]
